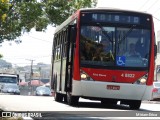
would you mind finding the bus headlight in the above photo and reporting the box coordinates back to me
[81,73,87,80]
[134,74,148,85]
[80,70,93,81]
[140,78,146,84]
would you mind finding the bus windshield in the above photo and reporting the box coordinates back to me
[80,23,150,68]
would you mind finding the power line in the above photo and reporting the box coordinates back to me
[2,55,51,60]
[145,0,159,11]
[31,55,51,59]
[153,16,160,21]
[138,0,150,10]
[2,55,51,63]
[27,35,52,43]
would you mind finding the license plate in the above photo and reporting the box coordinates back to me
[107,85,120,90]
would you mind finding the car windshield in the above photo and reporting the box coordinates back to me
[0,76,17,83]
[154,82,160,87]
[80,25,150,68]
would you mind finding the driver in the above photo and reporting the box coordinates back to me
[124,43,141,58]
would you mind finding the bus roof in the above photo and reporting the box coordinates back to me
[54,8,152,34]
[54,10,80,34]
[79,7,151,15]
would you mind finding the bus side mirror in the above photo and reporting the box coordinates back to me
[154,44,157,58]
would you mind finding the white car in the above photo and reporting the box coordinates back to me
[151,82,160,100]
[35,86,51,96]
[1,83,20,95]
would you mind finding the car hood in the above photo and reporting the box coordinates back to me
[5,88,20,92]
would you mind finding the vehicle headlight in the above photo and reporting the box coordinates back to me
[8,89,13,92]
[2,89,7,92]
[80,70,93,81]
[134,74,148,85]
[38,91,43,95]
[81,73,87,80]
[139,78,146,84]
[15,89,20,93]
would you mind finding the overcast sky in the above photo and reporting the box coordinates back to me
[97,0,160,32]
[0,26,55,66]
[0,0,160,66]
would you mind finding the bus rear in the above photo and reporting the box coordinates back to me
[71,9,156,109]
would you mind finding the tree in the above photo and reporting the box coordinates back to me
[0,53,2,58]
[0,0,97,43]
[0,0,8,22]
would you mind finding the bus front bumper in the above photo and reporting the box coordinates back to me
[72,80,153,101]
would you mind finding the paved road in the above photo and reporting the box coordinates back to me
[0,95,160,111]
[0,95,160,119]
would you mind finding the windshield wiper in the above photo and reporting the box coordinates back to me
[96,23,113,43]
[120,25,136,41]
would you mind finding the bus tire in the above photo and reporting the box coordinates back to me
[63,94,67,103]
[54,92,63,102]
[54,75,63,102]
[129,100,141,110]
[67,92,79,106]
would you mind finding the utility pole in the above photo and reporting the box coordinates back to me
[39,67,41,86]
[26,59,35,95]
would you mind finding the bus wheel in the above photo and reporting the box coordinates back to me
[67,92,79,106]
[53,75,63,102]
[63,94,67,103]
[129,100,141,110]
[54,92,63,102]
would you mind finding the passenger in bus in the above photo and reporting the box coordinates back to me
[101,40,112,53]
[92,44,103,61]
[124,43,141,58]
[101,40,114,61]
[80,41,95,60]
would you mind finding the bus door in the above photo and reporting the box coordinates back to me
[65,25,77,92]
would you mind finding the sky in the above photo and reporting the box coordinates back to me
[0,0,160,66]
[97,0,160,32]
[0,26,55,66]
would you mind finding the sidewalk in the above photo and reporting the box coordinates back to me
[143,100,160,104]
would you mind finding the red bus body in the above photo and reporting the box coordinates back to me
[51,8,156,109]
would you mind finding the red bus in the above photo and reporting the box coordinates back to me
[50,8,157,109]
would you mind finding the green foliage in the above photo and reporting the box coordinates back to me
[0,0,9,17]
[0,53,3,58]
[0,0,97,43]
